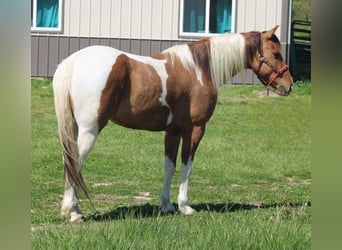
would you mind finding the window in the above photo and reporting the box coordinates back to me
[31,0,62,32]
[180,0,236,37]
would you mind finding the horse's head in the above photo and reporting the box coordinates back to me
[249,26,293,96]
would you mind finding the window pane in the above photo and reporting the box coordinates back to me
[183,0,206,33]
[209,0,232,33]
[36,0,59,28]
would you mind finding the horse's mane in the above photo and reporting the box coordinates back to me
[209,34,246,88]
[162,33,246,89]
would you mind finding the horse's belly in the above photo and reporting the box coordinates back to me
[110,105,170,131]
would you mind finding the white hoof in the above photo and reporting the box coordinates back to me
[61,205,84,222]
[179,204,196,215]
[70,211,84,222]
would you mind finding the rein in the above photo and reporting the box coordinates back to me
[257,55,289,89]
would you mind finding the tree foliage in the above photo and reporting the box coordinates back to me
[292,0,311,21]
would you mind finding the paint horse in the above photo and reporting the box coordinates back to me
[53,25,293,222]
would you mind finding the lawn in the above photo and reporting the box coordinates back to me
[31,79,311,249]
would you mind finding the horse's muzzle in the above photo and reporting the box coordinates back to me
[278,83,293,96]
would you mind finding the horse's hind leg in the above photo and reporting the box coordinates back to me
[61,125,98,222]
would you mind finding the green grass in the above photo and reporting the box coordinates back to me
[31,79,311,249]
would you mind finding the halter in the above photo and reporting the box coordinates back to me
[257,55,289,88]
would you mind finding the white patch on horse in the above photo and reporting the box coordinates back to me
[124,52,173,125]
[160,156,176,213]
[67,46,122,128]
[178,157,195,215]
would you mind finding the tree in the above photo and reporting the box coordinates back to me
[292,0,311,21]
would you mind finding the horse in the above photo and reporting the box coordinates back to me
[52,25,293,222]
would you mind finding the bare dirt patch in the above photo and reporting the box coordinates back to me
[93,192,152,203]
[253,89,280,98]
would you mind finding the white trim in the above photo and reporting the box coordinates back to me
[204,0,210,33]
[179,0,236,38]
[31,0,63,32]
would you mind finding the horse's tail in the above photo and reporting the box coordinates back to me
[52,58,90,199]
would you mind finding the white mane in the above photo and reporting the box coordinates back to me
[209,33,246,89]
[162,44,203,85]
[162,33,246,89]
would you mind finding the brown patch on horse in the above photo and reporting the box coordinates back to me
[98,54,130,131]
[161,43,218,129]
[111,59,169,131]
[188,39,212,82]
[100,54,170,131]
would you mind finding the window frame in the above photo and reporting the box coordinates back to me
[31,0,63,32]
[179,0,236,38]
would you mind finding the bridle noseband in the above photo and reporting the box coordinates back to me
[257,55,289,88]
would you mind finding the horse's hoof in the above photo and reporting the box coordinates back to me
[70,211,84,222]
[161,203,176,214]
[179,205,196,215]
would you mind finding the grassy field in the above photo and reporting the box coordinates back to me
[31,79,311,249]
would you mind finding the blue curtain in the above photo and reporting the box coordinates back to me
[183,0,206,32]
[36,0,59,28]
[210,0,232,33]
[184,0,232,33]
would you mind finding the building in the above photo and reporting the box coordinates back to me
[31,0,292,83]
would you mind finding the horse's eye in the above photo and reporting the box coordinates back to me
[273,52,283,60]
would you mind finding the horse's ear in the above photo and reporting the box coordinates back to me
[264,25,279,39]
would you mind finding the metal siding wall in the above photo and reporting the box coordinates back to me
[161,1,173,40]
[31,36,38,76]
[141,0,153,39]
[140,40,151,56]
[151,0,163,39]
[236,0,284,38]
[80,0,91,37]
[37,37,49,76]
[31,0,290,83]
[131,0,142,38]
[120,0,132,38]
[58,37,69,63]
[110,0,122,38]
[101,0,112,38]
[90,0,101,37]
[48,37,59,76]
[69,0,80,36]
[32,0,287,40]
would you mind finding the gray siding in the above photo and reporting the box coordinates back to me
[31,36,194,77]
[31,0,291,82]
[31,35,287,84]
[31,36,274,84]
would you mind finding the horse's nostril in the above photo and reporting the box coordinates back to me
[279,85,286,96]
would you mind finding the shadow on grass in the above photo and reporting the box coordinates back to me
[86,201,311,222]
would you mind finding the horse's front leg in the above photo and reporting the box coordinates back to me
[160,131,181,214]
[178,125,205,215]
